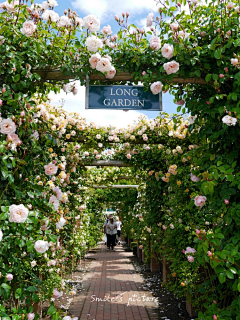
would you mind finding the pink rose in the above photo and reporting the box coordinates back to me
[231,58,238,66]
[102,24,112,35]
[126,154,131,159]
[89,53,101,69]
[139,245,143,250]
[187,255,194,263]
[0,118,16,134]
[163,60,179,75]
[190,173,201,182]
[7,133,21,145]
[34,240,49,254]
[149,36,161,51]
[21,20,37,37]
[146,12,154,27]
[105,67,116,79]
[150,81,162,95]
[224,199,229,204]
[227,1,234,9]
[27,313,35,320]
[44,163,58,176]
[6,273,13,281]
[194,195,207,208]
[9,204,29,223]
[207,251,212,257]
[170,22,178,31]
[161,43,174,59]
[195,229,200,235]
[52,288,62,299]
[213,315,217,320]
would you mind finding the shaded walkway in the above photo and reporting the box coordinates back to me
[69,244,159,320]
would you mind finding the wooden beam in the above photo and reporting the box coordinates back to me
[33,69,207,85]
[86,160,132,167]
[91,184,139,188]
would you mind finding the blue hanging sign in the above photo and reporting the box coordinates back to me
[86,84,162,111]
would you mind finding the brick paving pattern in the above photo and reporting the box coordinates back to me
[69,244,159,320]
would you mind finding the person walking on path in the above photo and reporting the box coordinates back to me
[103,214,111,247]
[115,216,122,245]
[106,216,117,250]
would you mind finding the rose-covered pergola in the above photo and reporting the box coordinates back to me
[1,0,240,319]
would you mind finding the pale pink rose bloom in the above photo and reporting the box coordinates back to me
[195,229,200,234]
[185,247,196,254]
[56,217,66,229]
[34,240,49,253]
[52,288,62,298]
[49,195,60,211]
[21,20,37,37]
[31,261,37,267]
[161,44,174,59]
[230,58,238,66]
[222,115,237,126]
[27,313,35,320]
[89,53,101,69]
[149,36,161,51]
[84,14,100,32]
[7,133,21,145]
[9,204,29,223]
[42,9,59,22]
[53,186,63,200]
[0,229,2,241]
[150,81,162,95]
[163,60,179,74]
[227,1,235,9]
[207,251,212,257]
[95,154,101,159]
[102,24,112,35]
[187,255,194,263]
[146,12,154,27]
[0,118,16,134]
[5,0,19,12]
[139,245,143,250]
[76,17,84,27]
[96,58,112,73]
[190,173,201,182]
[170,22,178,31]
[44,163,58,175]
[57,15,71,27]
[213,315,217,320]
[86,36,103,52]
[105,66,116,79]
[6,273,13,281]
[224,199,229,204]
[45,0,58,7]
[126,153,131,159]
[194,195,207,207]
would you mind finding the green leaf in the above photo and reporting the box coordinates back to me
[226,270,234,279]
[13,74,20,83]
[47,305,57,316]
[15,288,22,299]
[238,283,240,292]
[219,273,226,283]
[229,267,237,274]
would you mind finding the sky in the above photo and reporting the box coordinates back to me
[48,0,179,128]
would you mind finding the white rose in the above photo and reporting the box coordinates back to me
[21,21,37,37]
[146,12,154,27]
[42,10,59,22]
[47,0,58,7]
[85,36,103,52]
[84,14,100,32]
[0,229,3,241]
[56,217,66,230]
[222,115,237,126]
[5,0,19,12]
[0,118,16,134]
[34,240,49,253]
[57,15,71,27]
[96,58,112,73]
[31,261,37,267]
[9,204,29,223]
[161,44,174,59]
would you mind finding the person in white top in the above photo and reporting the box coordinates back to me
[115,216,122,245]
[106,217,117,250]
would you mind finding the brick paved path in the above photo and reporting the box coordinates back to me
[69,244,159,320]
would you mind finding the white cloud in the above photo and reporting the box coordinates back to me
[48,81,151,128]
[71,0,158,21]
